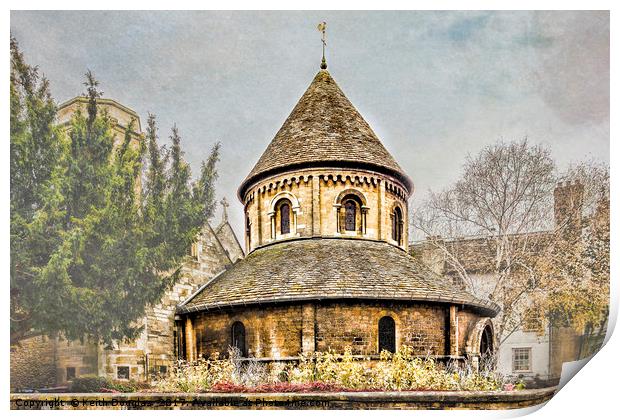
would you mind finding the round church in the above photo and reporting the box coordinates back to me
[176,61,499,364]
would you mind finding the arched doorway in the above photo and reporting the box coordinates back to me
[479,325,494,369]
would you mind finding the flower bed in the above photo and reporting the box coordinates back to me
[153,346,517,393]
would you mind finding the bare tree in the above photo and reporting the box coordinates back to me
[412,139,609,345]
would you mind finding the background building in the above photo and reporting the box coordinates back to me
[411,180,609,384]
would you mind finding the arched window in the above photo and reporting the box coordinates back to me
[392,207,403,245]
[344,200,357,231]
[280,202,290,234]
[378,316,396,353]
[245,216,251,247]
[231,321,246,357]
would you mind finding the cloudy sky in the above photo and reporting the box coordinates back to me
[10,11,610,240]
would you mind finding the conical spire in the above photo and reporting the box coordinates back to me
[239,70,412,199]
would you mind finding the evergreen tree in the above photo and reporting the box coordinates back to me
[10,39,221,345]
[10,37,66,343]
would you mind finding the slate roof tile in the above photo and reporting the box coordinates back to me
[239,70,413,197]
[178,238,499,316]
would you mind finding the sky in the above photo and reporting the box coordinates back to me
[10,11,610,240]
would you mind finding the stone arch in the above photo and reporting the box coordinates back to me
[378,316,396,353]
[267,191,300,239]
[230,321,247,358]
[334,188,368,207]
[375,309,403,353]
[334,189,369,235]
[465,317,495,357]
[268,191,300,213]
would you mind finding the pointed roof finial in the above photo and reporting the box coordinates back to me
[317,21,327,69]
[220,197,229,222]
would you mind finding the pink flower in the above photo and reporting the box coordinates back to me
[503,383,515,391]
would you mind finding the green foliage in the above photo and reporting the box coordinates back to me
[10,36,67,342]
[69,376,147,393]
[10,38,221,345]
[69,376,108,393]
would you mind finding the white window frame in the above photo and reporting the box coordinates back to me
[512,347,532,373]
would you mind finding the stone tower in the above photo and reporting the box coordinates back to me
[238,69,413,255]
[554,180,584,234]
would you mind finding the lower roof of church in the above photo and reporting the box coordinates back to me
[177,238,499,317]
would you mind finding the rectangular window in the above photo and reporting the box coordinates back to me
[66,367,76,381]
[117,366,130,380]
[512,347,532,372]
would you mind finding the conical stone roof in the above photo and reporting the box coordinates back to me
[238,70,413,199]
[178,238,499,317]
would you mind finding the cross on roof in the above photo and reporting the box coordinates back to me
[220,197,229,222]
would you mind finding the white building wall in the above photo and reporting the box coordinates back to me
[497,329,551,380]
[468,273,551,380]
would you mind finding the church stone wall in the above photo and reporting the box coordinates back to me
[187,301,486,360]
[315,302,447,355]
[243,168,409,255]
[193,305,304,358]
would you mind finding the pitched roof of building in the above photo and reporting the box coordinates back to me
[177,237,499,316]
[238,70,413,199]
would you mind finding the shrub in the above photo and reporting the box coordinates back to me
[154,350,237,392]
[70,376,109,393]
[69,376,150,393]
[154,346,507,393]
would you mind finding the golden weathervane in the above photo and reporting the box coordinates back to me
[317,21,327,69]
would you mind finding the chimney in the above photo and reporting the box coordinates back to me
[554,179,584,234]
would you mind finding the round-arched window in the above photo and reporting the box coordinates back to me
[280,202,291,234]
[378,316,396,353]
[344,200,357,231]
[231,321,246,357]
[392,206,403,245]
